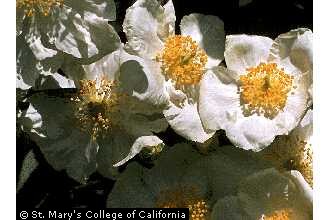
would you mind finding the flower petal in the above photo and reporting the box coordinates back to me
[24,23,58,60]
[27,93,97,183]
[238,169,312,219]
[119,50,168,106]
[113,136,164,167]
[225,115,283,151]
[40,6,120,60]
[269,28,313,73]
[96,131,134,179]
[180,13,225,68]
[65,0,117,21]
[123,0,167,59]
[82,47,121,80]
[163,0,176,37]
[16,36,63,89]
[188,145,271,200]
[35,72,76,90]
[298,108,313,139]
[225,34,273,74]
[271,72,309,135]
[199,67,240,131]
[120,112,168,137]
[285,170,313,209]
[107,163,154,208]
[143,143,204,196]
[163,100,215,143]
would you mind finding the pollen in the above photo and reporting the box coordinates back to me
[71,77,125,140]
[239,63,294,119]
[156,35,208,90]
[155,185,209,220]
[16,0,64,17]
[261,208,294,220]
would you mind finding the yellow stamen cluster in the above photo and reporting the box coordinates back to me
[157,35,208,90]
[239,63,294,119]
[155,185,208,220]
[16,0,64,17]
[71,78,124,140]
[261,135,313,187]
[262,209,294,220]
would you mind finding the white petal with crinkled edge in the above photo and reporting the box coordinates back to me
[269,28,313,104]
[225,115,281,151]
[269,28,313,74]
[238,169,312,220]
[298,108,313,140]
[225,34,273,74]
[113,136,164,167]
[16,75,31,90]
[82,48,121,81]
[35,72,76,90]
[123,0,166,59]
[81,11,121,58]
[199,67,240,131]
[17,36,62,89]
[119,50,168,106]
[163,100,215,143]
[180,13,225,68]
[18,104,43,136]
[38,6,120,60]
[65,0,117,21]
[163,0,176,37]
[272,79,308,131]
[24,21,58,60]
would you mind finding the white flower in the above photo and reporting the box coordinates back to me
[121,0,225,143]
[199,28,313,151]
[212,169,312,220]
[16,0,121,89]
[20,49,168,182]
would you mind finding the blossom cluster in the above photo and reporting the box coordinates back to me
[17,0,313,219]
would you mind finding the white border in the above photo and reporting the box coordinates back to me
[0,1,16,219]
[314,0,330,219]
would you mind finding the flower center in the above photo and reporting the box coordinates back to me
[157,35,208,90]
[239,63,294,119]
[16,0,64,17]
[155,185,208,220]
[71,78,124,140]
[261,208,294,220]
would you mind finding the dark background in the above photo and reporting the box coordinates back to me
[17,0,312,208]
